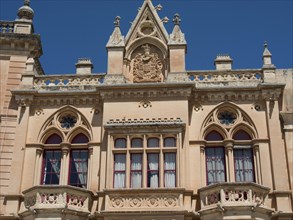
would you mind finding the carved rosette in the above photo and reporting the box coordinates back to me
[111,197,124,208]
[131,44,163,83]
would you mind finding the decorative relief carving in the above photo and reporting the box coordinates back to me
[109,194,179,209]
[138,100,152,108]
[131,44,163,83]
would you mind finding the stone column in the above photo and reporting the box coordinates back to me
[263,90,292,212]
[253,144,262,184]
[224,141,234,182]
[280,112,293,202]
[60,144,70,185]
[33,147,43,185]
[200,146,206,186]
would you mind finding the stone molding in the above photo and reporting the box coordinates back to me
[103,74,126,85]
[105,117,185,130]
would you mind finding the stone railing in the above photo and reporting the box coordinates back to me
[0,21,15,33]
[198,182,270,210]
[22,185,93,214]
[104,188,185,211]
[188,70,263,88]
[33,74,105,91]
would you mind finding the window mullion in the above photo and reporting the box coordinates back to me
[126,135,130,188]
[159,134,163,187]
[60,144,70,185]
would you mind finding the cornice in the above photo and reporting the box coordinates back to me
[0,33,42,57]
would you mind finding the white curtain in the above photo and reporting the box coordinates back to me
[234,149,254,182]
[164,153,176,187]
[148,154,159,187]
[114,154,126,188]
[72,150,88,188]
[131,154,142,188]
[206,148,225,185]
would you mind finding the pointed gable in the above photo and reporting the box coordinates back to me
[125,0,169,46]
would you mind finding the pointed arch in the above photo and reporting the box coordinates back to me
[200,102,258,140]
[40,128,64,144]
[230,123,257,140]
[37,105,93,142]
[125,37,168,60]
[201,123,228,140]
[67,127,91,143]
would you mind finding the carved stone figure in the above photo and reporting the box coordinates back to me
[131,44,163,83]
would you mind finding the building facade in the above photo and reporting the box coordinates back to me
[0,0,292,219]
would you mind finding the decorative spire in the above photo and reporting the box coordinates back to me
[17,0,34,21]
[262,41,275,69]
[168,13,186,45]
[106,16,125,47]
[173,13,181,26]
[114,16,121,27]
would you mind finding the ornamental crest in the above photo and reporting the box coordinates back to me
[131,44,163,83]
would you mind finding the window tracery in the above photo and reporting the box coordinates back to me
[201,103,259,186]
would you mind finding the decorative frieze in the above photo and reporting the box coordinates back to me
[105,189,184,211]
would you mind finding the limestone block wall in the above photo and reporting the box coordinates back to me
[0,55,27,214]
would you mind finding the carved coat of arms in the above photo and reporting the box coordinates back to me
[131,44,163,83]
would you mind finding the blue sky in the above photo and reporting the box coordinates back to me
[1,0,292,74]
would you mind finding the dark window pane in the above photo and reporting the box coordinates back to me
[147,138,159,148]
[164,137,176,147]
[205,131,224,141]
[115,138,126,148]
[206,147,226,185]
[233,130,252,140]
[131,138,143,148]
[69,149,88,188]
[45,134,62,144]
[234,148,254,182]
[72,133,89,143]
[41,150,61,185]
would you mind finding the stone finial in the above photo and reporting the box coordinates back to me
[17,0,34,21]
[114,16,121,27]
[262,41,275,69]
[214,54,233,70]
[75,58,93,75]
[106,16,125,47]
[173,13,181,25]
[168,13,186,45]
[155,4,163,11]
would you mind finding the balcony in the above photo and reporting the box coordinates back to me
[21,185,93,216]
[198,182,272,216]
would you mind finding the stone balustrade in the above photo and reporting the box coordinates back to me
[33,74,105,91]
[0,21,15,33]
[198,182,270,210]
[104,188,186,212]
[22,185,93,214]
[188,70,263,87]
